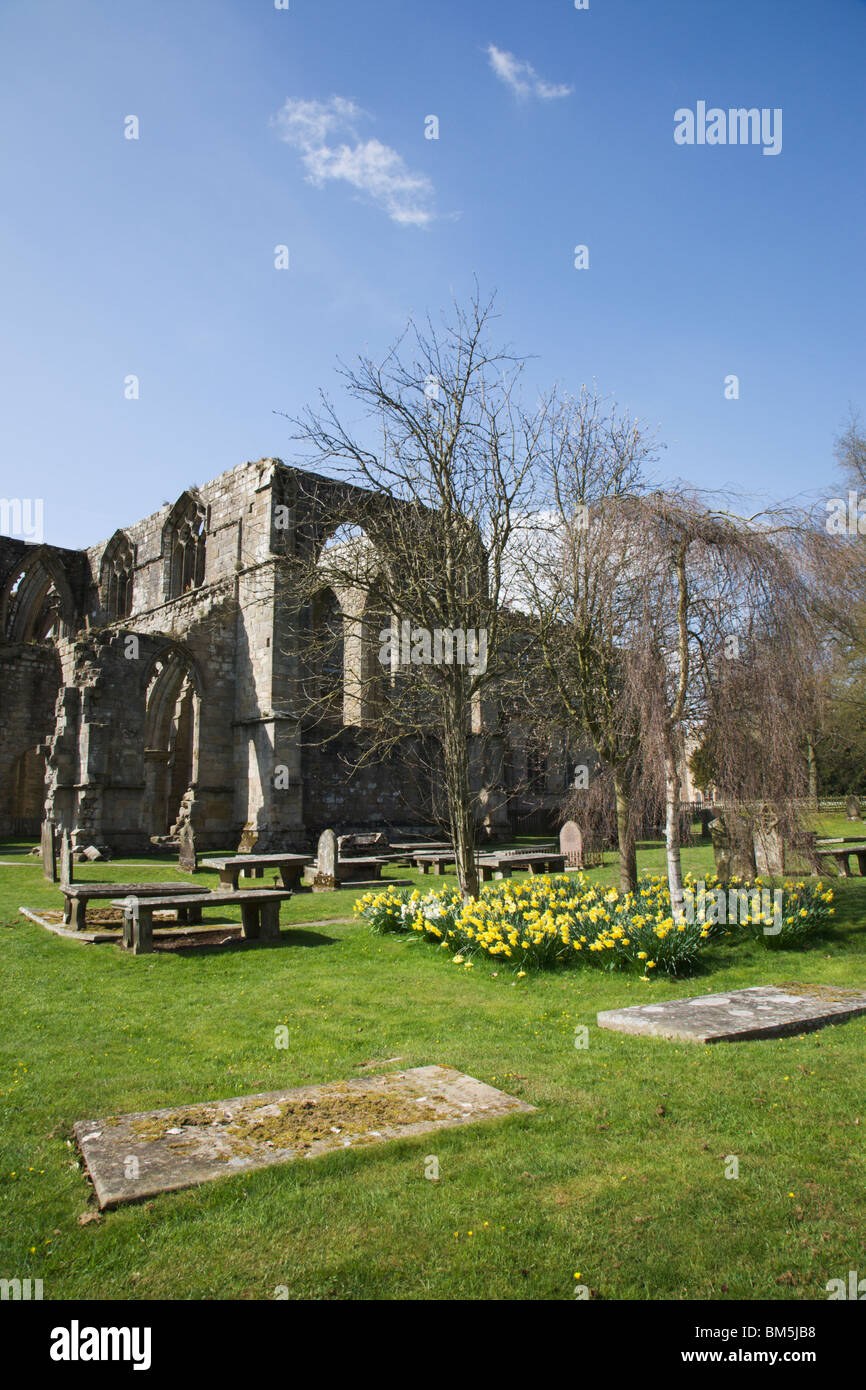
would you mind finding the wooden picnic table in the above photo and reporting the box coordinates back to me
[336,856,387,882]
[411,851,457,874]
[409,849,567,880]
[388,841,452,863]
[390,841,452,851]
[60,881,201,931]
[200,853,312,893]
[302,856,389,888]
[477,852,567,881]
[817,842,866,877]
[114,889,293,954]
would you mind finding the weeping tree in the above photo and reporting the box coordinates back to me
[510,386,658,891]
[621,491,839,915]
[812,415,866,794]
[282,288,546,899]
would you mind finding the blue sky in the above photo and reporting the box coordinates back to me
[1,0,864,547]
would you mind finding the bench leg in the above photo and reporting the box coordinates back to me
[187,903,203,924]
[73,897,88,930]
[133,905,154,955]
[122,906,135,950]
[838,856,851,878]
[259,899,281,941]
[857,854,866,877]
[240,901,260,940]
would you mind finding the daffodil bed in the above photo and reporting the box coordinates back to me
[354,873,835,977]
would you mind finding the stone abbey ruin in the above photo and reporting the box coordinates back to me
[0,458,570,854]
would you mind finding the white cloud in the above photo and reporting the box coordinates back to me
[486,45,573,101]
[272,96,435,228]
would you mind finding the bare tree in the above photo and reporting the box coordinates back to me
[510,386,658,891]
[282,289,545,899]
[834,412,866,492]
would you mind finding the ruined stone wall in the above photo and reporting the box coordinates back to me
[0,537,86,835]
[85,457,278,624]
[65,459,282,851]
[0,642,62,834]
[2,457,517,851]
[301,730,434,834]
[46,603,243,853]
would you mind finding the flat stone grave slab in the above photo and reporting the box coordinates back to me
[597,983,866,1044]
[18,906,245,947]
[74,1065,535,1208]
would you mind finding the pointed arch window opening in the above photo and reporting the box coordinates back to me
[100,534,135,621]
[3,563,63,642]
[165,499,207,600]
[143,649,201,836]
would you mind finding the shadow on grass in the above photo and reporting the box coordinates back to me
[167,927,340,958]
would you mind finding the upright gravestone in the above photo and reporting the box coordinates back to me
[710,815,757,883]
[709,819,731,883]
[753,808,785,877]
[846,795,861,821]
[559,820,583,869]
[59,831,74,886]
[178,821,197,874]
[731,822,758,881]
[312,829,338,891]
[40,818,57,882]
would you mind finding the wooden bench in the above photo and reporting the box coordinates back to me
[817,842,866,877]
[337,856,387,883]
[478,852,567,881]
[389,841,452,863]
[113,889,294,954]
[411,851,457,875]
[390,841,452,851]
[409,849,567,881]
[199,853,312,892]
[61,881,201,931]
[497,844,558,856]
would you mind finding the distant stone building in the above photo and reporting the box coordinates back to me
[1,458,571,852]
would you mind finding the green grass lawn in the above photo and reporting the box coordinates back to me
[2,832,865,1301]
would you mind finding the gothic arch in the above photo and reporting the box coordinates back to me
[313,527,390,728]
[1,547,75,643]
[162,492,207,600]
[142,645,202,835]
[353,581,390,725]
[310,586,345,724]
[8,745,46,831]
[99,530,135,621]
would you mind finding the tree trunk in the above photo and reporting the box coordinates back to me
[613,769,638,894]
[442,698,479,900]
[664,541,690,921]
[806,732,819,808]
[663,738,685,920]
